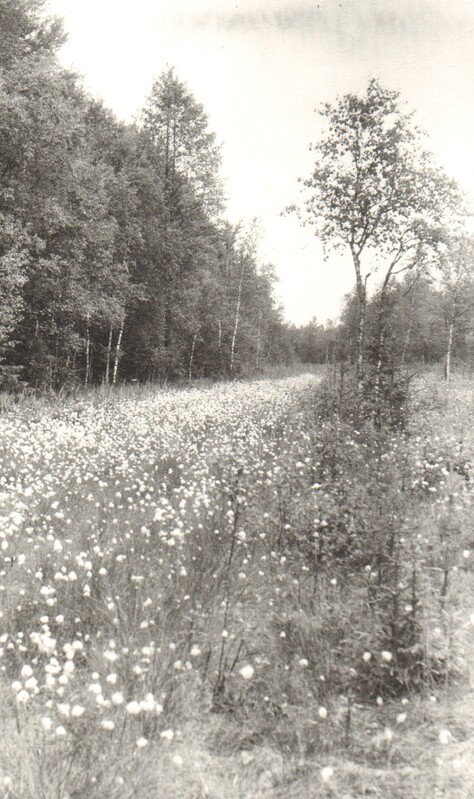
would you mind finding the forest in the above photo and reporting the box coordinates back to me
[2,0,474,395]
[2,3,474,798]
[0,0,296,391]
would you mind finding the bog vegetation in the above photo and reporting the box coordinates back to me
[0,373,474,798]
[2,2,474,798]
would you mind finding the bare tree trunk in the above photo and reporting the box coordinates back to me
[217,319,224,373]
[373,260,400,408]
[85,326,91,386]
[112,323,124,385]
[355,290,366,390]
[373,303,387,408]
[105,325,113,385]
[230,261,245,375]
[188,332,197,381]
[351,248,367,392]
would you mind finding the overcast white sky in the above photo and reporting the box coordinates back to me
[47,0,474,325]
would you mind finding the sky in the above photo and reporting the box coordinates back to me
[46,0,474,325]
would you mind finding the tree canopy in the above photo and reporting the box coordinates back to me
[0,1,288,389]
[299,78,464,386]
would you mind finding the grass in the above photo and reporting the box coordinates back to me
[0,369,473,797]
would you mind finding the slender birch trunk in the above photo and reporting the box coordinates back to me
[351,248,367,392]
[374,259,401,405]
[112,323,124,385]
[188,332,197,381]
[85,326,91,386]
[230,261,245,375]
[217,319,224,373]
[105,325,113,385]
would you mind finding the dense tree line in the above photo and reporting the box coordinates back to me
[292,265,474,382]
[0,0,292,390]
[3,2,473,393]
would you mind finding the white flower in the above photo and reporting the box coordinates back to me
[20,664,33,679]
[320,766,334,783]
[172,755,183,767]
[239,664,255,680]
[396,712,407,724]
[126,700,141,715]
[190,645,201,657]
[362,652,371,662]
[101,720,115,731]
[71,705,85,718]
[381,651,392,662]
[136,737,148,748]
[298,658,309,668]
[41,716,52,731]
[104,650,118,663]
[160,729,174,741]
[318,706,327,719]
[111,692,124,706]
[57,703,70,717]
[37,635,57,655]
[55,725,67,737]
[439,729,452,745]
[16,690,30,704]
[140,693,156,712]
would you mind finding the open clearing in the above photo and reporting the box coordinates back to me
[0,372,473,798]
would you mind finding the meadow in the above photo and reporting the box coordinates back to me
[0,371,473,798]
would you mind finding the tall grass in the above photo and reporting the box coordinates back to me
[0,372,472,797]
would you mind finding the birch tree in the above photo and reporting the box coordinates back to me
[299,79,462,391]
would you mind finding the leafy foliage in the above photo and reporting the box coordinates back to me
[0,2,287,389]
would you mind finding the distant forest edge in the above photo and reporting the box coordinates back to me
[0,1,473,392]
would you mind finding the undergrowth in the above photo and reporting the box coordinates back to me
[0,370,472,797]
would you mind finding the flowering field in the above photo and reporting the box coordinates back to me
[0,372,474,798]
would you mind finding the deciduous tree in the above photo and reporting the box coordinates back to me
[299,79,462,390]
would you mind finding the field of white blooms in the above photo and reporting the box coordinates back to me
[0,374,328,797]
[1,371,474,799]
